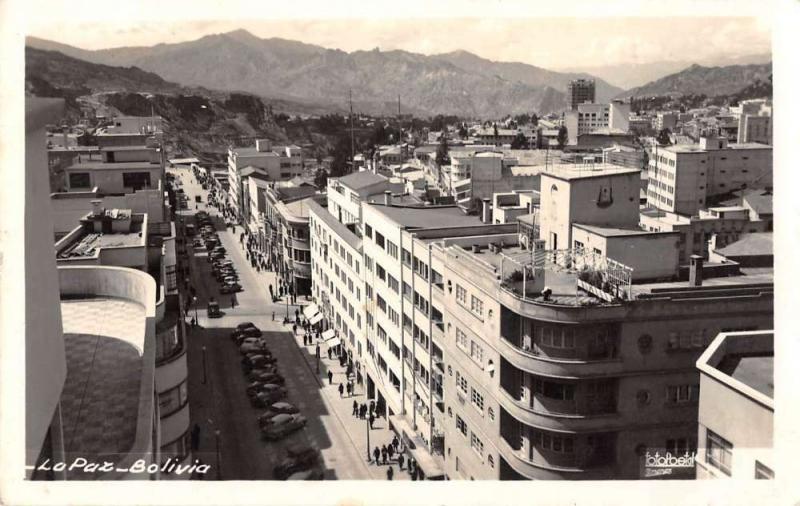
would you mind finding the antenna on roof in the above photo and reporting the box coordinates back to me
[349,89,355,174]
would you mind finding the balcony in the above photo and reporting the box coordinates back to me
[497,336,623,378]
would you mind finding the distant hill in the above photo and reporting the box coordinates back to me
[624,62,772,98]
[27,31,622,117]
[559,53,772,90]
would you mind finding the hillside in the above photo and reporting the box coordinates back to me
[624,62,772,98]
[27,31,620,117]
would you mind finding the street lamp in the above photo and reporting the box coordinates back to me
[193,296,198,324]
[214,429,221,480]
[201,346,207,385]
[366,411,371,463]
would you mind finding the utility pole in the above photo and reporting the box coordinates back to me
[349,89,355,173]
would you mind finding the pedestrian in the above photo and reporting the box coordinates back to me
[190,423,201,451]
[346,382,352,397]
[373,446,380,464]
[272,311,275,321]
[357,370,363,385]
[360,404,366,419]
[349,380,355,396]
[392,436,399,453]
[397,453,405,470]
[381,446,387,465]
[369,412,375,429]
[338,383,344,397]
[295,308,300,320]
[386,466,394,480]
[292,324,297,335]
[387,444,394,460]
[370,400,375,415]
[231,295,236,308]
[353,400,358,416]
[327,370,333,385]
[327,347,332,360]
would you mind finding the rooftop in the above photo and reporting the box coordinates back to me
[717,354,774,398]
[715,232,773,257]
[335,171,388,190]
[60,296,146,478]
[369,204,483,229]
[67,160,161,171]
[743,189,774,215]
[231,147,279,157]
[275,185,318,202]
[307,199,362,251]
[539,164,641,182]
[284,197,315,219]
[573,223,676,237]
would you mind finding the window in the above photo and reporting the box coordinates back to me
[68,172,91,188]
[403,282,413,301]
[375,232,386,249]
[386,240,399,259]
[376,264,386,281]
[376,294,386,313]
[389,340,400,359]
[387,274,399,293]
[156,325,182,363]
[160,430,191,467]
[666,385,699,404]
[574,240,585,251]
[755,461,774,480]
[402,248,412,266]
[706,430,733,476]
[456,371,468,395]
[534,378,575,401]
[377,325,388,343]
[470,388,484,412]
[456,328,469,351]
[666,438,695,456]
[470,432,484,456]
[470,341,484,366]
[122,171,152,190]
[364,223,373,239]
[456,415,468,437]
[532,430,574,453]
[158,380,188,417]
[470,295,483,317]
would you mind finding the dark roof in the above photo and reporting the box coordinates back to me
[743,189,773,215]
[276,186,318,201]
[239,166,268,178]
[336,171,387,190]
[716,233,773,257]
[67,161,160,170]
[369,204,482,229]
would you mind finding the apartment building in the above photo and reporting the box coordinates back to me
[645,134,772,216]
[696,331,773,479]
[227,140,304,221]
[654,112,678,132]
[564,101,630,145]
[567,79,596,111]
[731,99,772,145]
[25,100,172,479]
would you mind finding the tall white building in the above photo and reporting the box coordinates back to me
[564,101,630,145]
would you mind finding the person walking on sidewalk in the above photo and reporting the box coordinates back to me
[369,412,375,429]
[292,324,297,335]
[386,466,394,481]
[360,403,366,419]
[392,436,399,453]
[381,446,388,465]
[327,347,332,360]
[370,400,375,416]
[387,444,394,461]
[327,370,333,385]
[373,447,380,465]
[397,453,405,470]
[352,400,358,416]
[338,383,344,397]
[346,382,352,397]
[231,294,236,308]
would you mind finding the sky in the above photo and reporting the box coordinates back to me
[22,0,772,70]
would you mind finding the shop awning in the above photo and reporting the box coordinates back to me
[322,329,336,341]
[388,415,445,479]
[309,313,324,325]
[303,303,319,319]
[326,338,342,348]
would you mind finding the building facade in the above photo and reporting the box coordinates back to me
[567,79,596,111]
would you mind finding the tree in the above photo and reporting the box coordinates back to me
[329,134,353,177]
[530,113,539,127]
[510,132,530,149]
[557,126,568,150]
[435,135,450,167]
[656,128,672,146]
[313,167,329,189]
[493,123,499,138]
[458,124,468,139]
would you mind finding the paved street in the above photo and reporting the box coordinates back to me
[172,167,408,480]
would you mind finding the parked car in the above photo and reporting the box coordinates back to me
[273,446,319,480]
[268,401,298,415]
[245,365,279,378]
[236,322,257,331]
[246,378,284,397]
[233,326,262,339]
[220,282,242,293]
[210,251,226,260]
[286,468,323,480]
[251,387,288,408]
[260,414,307,440]
[240,341,268,355]
[244,356,278,373]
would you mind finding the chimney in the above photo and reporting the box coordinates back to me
[689,254,704,286]
[481,198,492,224]
[90,199,104,217]
[384,191,392,206]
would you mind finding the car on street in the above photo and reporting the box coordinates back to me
[286,468,324,480]
[245,365,279,378]
[220,282,242,294]
[244,356,278,373]
[268,401,299,414]
[210,251,227,260]
[246,377,285,396]
[248,371,284,387]
[251,387,288,408]
[236,322,258,331]
[221,275,240,285]
[260,414,307,440]
[232,326,262,339]
[273,446,319,480]
[240,341,268,355]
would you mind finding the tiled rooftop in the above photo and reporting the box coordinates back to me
[60,297,146,479]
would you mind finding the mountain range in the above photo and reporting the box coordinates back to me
[559,53,772,91]
[624,62,772,98]
[26,30,625,117]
